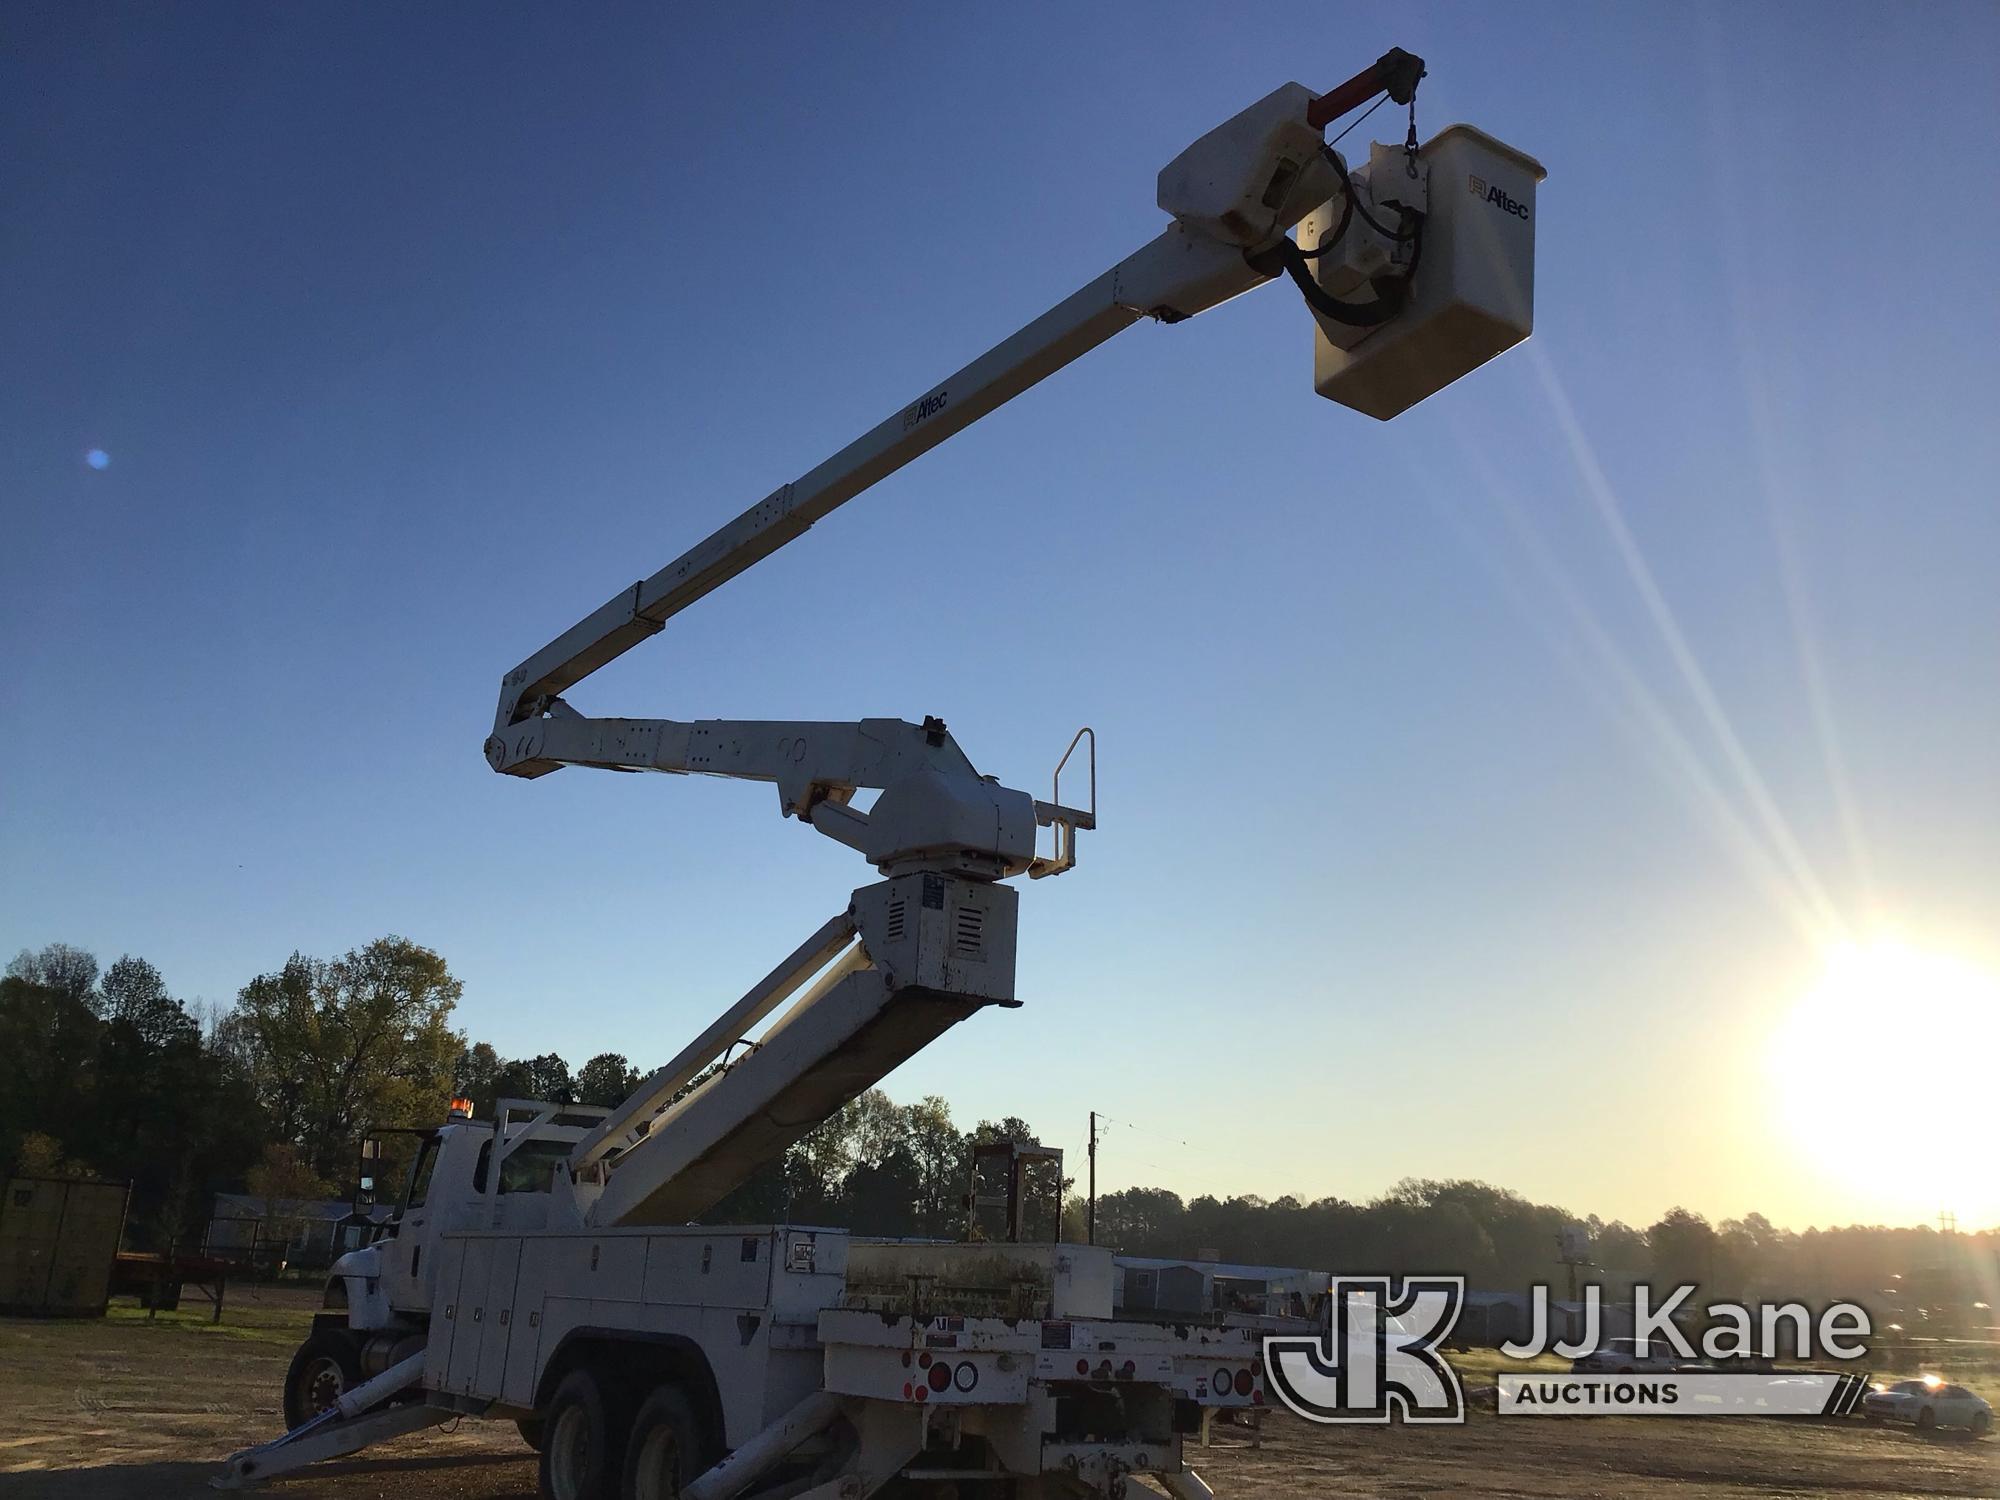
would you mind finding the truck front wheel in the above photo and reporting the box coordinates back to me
[621,1386,702,1500]
[541,1368,623,1500]
[282,1330,363,1430]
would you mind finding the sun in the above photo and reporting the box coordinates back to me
[1769,939,2000,1223]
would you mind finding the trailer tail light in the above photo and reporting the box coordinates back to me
[953,1361,978,1393]
[1120,1360,1135,1380]
[1234,1367,1254,1396]
[1076,1359,1089,1376]
[928,1363,952,1393]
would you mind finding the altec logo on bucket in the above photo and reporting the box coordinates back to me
[1468,174,1529,219]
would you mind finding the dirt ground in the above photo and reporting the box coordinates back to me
[2,1289,1994,1499]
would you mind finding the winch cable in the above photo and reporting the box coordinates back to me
[1258,79,1427,327]
[1254,231,1415,327]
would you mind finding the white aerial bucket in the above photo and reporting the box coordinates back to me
[1310,124,1546,420]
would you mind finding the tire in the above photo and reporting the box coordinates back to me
[518,1418,547,1451]
[1915,1406,1936,1432]
[283,1329,363,1430]
[540,1369,624,1500]
[620,1386,703,1500]
[1972,1410,1991,1438]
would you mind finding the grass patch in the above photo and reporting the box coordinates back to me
[102,1306,303,1345]
[98,1291,318,1347]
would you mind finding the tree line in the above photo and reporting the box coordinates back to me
[0,936,1048,1250]
[3,936,1992,1328]
[0,936,647,1245]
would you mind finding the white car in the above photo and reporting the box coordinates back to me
[1862,1378,1992,1435]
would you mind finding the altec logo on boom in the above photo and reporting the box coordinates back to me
[1468,173,1529,220]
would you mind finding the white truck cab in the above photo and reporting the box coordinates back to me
[305,1102,601,1425]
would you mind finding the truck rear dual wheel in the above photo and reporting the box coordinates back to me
[538,1369,702,1500]
[621,1387,701,1500]
[541,1370,622,1500]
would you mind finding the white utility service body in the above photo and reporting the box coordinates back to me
[220,47,1541,1500]
[416,1227,1270,1482]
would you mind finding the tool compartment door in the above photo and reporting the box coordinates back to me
[423,1238,474,1390]
[443,1236,496,1396]
[476,1237,524,1397]
[503,1237,553,1408]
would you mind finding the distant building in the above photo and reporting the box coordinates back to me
[205,1195,392,1268]
[1114,1256,1329,1323]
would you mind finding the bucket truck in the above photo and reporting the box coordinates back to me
[220,49,1542,1500]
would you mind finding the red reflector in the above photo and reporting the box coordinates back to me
[902,1382,912,1400]
[1234,1368,1254,1396]
[928,1363,952,1392]
[900,1351,912,1368]
[1252,1389,1264,1405]
[1120,1360,1135,1379]
[918,1352,933,1369]
[914,1384,928,1402]
[1076,1359,1089,1375]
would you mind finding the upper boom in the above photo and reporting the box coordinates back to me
[487,50,1463,769]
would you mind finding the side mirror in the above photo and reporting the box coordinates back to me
[355,1137,383,1212]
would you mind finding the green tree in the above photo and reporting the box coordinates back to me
[14,1129,96,1179]
[101,955,195,1049]
[246,1141,334,1252]
[0,976,100,1171]
[6,943,101,1009]
[1648,1206,1718,1297]
[493,1052,574,1107]
[94,956,209,1236]
[224,936,464,1179]
[455,1041,504,1118]
[899,1096,968,1236]
[575,1052,642,1109]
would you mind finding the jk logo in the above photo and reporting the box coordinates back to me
[1264,1276,1466,1424]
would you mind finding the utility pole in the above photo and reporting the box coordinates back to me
[1087,1111,1098,1246]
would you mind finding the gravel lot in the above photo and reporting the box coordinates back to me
[2,1288,1992,1499]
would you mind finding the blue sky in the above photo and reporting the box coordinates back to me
[5,3,1997,1231]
